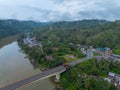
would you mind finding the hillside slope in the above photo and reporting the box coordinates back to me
[0,19,48,39]
[33,20,120,49]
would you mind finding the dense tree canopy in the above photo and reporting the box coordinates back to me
[60,59,119,90]
[33,19,120,49]
[0,19,48,39]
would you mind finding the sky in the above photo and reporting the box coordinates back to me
[0,0,120,22]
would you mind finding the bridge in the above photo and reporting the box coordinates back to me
[0,49,93,90]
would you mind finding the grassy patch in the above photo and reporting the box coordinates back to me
[63,54,79,62]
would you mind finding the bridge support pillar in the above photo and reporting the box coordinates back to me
[55,73,60,82]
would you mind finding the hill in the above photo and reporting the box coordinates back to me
[0,19,48,39]
[49,19,108,30]
[33,20,120,49]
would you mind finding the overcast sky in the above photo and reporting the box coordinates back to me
[0,0,120,22]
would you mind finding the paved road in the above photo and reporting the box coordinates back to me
[69,49,93,66]
[0,49,93,90]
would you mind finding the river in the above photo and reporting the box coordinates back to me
[0,40,54,90]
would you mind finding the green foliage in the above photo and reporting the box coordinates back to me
[0,19,47,39]
[18,33,85,68]
[34,20,120,49]
[60,59,119,90]
[113,46,120,55]
[93,78,110,90]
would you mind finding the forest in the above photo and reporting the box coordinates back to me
[60,59,119,90]
[33,19,120,51]
[0,19,48,39]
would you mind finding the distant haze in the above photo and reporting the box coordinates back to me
[0,0,120,22]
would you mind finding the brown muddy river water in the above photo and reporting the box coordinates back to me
[0,41,54,90]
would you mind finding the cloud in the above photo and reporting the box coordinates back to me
[0,0,120,21]
[77,0,120,20]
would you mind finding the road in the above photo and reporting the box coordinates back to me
[0,49,93,90]
[69,49,93,66]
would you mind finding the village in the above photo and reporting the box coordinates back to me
[23,33,120,64]
[23,33,120,89]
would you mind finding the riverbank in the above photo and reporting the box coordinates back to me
[0,35,19,48]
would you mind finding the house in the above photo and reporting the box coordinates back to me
[89,46,93,49]
[97,48,105,51]
[96,47,112,56]
[104,78,111,83]
[105,47,111,51]
[23,36,39,47]
[108,72,115,78]
[77,44,81,47]
[69,43,73,45]
[92,49,96,52]
[105,72,120,88]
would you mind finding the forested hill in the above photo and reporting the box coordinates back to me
[0,19,48,39]
[33,20,120,49]
[48,19,108,30]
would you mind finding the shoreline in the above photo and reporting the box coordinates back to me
[0,35,20,48]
